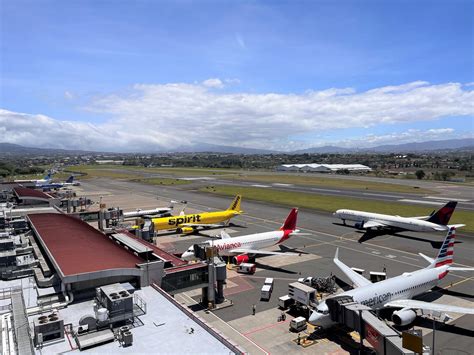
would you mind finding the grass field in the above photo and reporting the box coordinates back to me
[221,173,434,195]
[200,185,474,233]
[67,165,241,177]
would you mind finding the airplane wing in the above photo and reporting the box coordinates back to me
[181,223,225,228]
[334,248,372,288]
[384,299,474,315]
[229,248,299,256]
[363,220,388,229]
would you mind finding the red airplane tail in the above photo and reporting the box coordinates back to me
[280,208,298,231]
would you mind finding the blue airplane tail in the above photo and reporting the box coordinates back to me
[66,175,74,183]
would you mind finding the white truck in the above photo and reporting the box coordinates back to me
[237,263,256,274]
[278,295,295,309]
[261,285,272,301]
[288,282,317,307]
[290,316,307,332]
[264,278,274,291]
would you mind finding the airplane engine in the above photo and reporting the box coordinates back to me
[355,221,365,230]
[392,309,416,326]
[178,227,194,234]
[232,254,249,265]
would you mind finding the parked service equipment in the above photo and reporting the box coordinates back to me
[290,316,307,332]
[237,263,256,274]
[278,295,295,309]
[261,285,272,301]
[288,282,317,307]
[264,278,274,291]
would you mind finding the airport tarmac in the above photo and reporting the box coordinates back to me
[77,178,474,354]
[101,168,474,211]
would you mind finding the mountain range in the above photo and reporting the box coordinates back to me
[0,138,472,156]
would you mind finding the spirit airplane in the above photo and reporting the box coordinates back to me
[152,195,242,234]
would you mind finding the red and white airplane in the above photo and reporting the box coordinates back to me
[181,208,302,264]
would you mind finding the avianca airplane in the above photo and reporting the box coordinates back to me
[333,201,464,233]
[309,227,474,328]
[181,208,300,264]
[151,195,242,234]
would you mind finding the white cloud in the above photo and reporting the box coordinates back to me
[235,33,246,49]
[0,80,473,152]
[64,91,74,100]
[202,78,224,88]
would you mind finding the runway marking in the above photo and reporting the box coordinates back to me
[363,193,401,198]
[398,199,444,206]
[243,319,290,336]
[424,196,472,202]
[251,184,271,188]
[272,183,294,187]
[311,187,341,192]
[442,276,474,290]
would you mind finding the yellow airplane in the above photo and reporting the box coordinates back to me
[151,195,242,234]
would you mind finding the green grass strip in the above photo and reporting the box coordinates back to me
[200,185,474,233]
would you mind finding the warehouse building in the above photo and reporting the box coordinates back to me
[277,163,371,173]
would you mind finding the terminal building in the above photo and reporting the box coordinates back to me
[277,163,372,173]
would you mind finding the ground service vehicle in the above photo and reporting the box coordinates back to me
[278,295,295,309]
[237,263,256,274]
[261,285,272,301]
[290,317,307,332]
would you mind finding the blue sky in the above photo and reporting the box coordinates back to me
[1,0,473,151]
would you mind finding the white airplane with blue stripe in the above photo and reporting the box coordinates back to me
[309,227,474,327]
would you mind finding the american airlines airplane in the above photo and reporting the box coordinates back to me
[181,208,301,264]
[309,227,474,327]
[333,201,464,232]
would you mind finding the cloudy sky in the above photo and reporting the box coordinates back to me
[1,0,473,152]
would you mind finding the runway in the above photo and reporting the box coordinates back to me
[79,178,474,354]
[102,167,474,211]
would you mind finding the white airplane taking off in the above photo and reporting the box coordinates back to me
[333,201,464,233]
[309,227,474,328]
[181,208,302,264]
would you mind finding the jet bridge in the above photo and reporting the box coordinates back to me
[325,296,430,354]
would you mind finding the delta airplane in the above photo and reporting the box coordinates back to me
[309,227,474,328]
[151,195,242,234]
[181,208,301,264]
[333,201,464,233]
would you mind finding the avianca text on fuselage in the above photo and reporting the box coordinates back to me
[216,242,242,251]
[168,215,202,226]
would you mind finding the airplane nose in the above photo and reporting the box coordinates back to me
[308,311,319,325]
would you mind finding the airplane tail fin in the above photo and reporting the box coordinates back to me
[426,201,457,225]
[429,226,456,269]
[44,171,52,180]
[227,195,242,212]
[66,175,74,183]
[280,208,298,231]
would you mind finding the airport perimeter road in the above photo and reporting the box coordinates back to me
[80,178,474,353]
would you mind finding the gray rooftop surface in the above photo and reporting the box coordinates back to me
[37,286,232,354]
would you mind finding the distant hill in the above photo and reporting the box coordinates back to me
[292,145,353,154]
[293,138,474,154]
[0,138,472,156]
[362,138,474,153]
[168,143,278,155]
[0,143,95,155]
